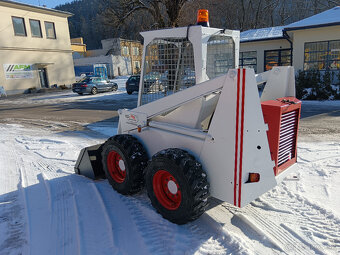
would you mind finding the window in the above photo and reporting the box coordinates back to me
[45,21,56,39]
[134,61,140,69]
[122,46,129,56]
[29,19,42,38]
[207,36,235,79]
[264,49,292,71]
[304,40,340,71]
[12,17,26,36]
[133,46,140,56]
[239,51,257,73]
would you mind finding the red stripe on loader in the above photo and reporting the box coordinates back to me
[238,69,246,207]
[234,69,241,206]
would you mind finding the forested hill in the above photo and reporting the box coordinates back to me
[55,0,109,49]
[56,0,340,50]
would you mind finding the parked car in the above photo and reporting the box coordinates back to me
[126,75,140,95]
[126,72,170,95]
[72,76,118,95]
[181,69,196,87]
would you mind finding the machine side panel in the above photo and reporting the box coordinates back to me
[129,128,205,160]
[199,70,239,203]
[239,69,276,207]
[200,69,276,206]
[260,66,296,102]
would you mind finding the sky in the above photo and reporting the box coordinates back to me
[15,0,70,8]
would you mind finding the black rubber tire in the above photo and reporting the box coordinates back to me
[91,87,98,95]
[127,90,132,95]
[145,148,210,224]
[111,86,118,91]
[101,134,148,194]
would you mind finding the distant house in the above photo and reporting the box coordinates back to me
[0,0,75,95]
[240,7,340,74]
[71,37,87,58]
[101,38,143,75]
[72,37,143,77]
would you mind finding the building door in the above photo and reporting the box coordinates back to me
[38,68,49,88]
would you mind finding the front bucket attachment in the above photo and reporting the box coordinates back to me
[74,144,106,179]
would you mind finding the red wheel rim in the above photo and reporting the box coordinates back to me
[107,151,126,183]
[153,170,182,210]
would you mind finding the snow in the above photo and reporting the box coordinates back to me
[241,6,340,42]
[0,77,137,106]
[285,6,340,30]
[0,118,339,254]
[240,26,284,43]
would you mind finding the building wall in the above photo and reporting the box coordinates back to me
[0,51,75,94]
[101,38,121,55]
[73,55,132,77]
[289,25,340,71]
[86,49,107,57]
[71,37,86,57]
[0,3,75,94]
[0,5,72,51]
[120,40,143,74]
[240,39,291,73]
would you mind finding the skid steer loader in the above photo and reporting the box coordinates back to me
[75,11,301,224]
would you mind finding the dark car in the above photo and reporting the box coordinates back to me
[126,73,168,95]
[126,75,140,94]
[72,76,118,95]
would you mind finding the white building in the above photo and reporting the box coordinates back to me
[240,7,340,74]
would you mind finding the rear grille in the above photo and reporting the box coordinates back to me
[261,97,301,176]
[278,110,299,166]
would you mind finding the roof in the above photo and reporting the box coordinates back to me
[0,0,73,17]
[240,26,285,43]
[284,6,340,31]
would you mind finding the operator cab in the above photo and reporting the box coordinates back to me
[138,19,240,106]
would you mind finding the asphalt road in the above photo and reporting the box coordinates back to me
[0,90,339,141]
[298,101,340,142]
[0,90,138,131]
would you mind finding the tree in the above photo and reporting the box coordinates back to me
[101,0,191,31]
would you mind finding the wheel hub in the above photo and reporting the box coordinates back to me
[107,151,126,183]
[118,159,126,171]
[153,170,182,210]
[167,180,178,194]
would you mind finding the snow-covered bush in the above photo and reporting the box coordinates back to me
[296,69,339,100]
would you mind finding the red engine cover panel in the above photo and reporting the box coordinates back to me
[261,97,301,176]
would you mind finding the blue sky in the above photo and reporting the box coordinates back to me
[15,0,71,8]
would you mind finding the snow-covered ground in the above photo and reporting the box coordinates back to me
[0,77,339,254]
[0,120,339,255]
[0,76,176,110]
[0,77,138,106]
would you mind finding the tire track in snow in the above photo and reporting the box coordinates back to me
[259,184,340,254]
[110,190,242,255]
[35,161,118,255]
[95,184,151,255]
[13,129,119,254]
[15,137,81,255]
[88,182,115,251]
[8,142,30,255]
[240,205,323,255]
[40,168,80,255]
[15,156,52,254]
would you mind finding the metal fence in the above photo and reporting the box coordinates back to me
[141,38,195,105]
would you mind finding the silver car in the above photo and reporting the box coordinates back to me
[72,76,118,95]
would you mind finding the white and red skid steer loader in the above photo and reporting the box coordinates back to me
[75,15,301,224]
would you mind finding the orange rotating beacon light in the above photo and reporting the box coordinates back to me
[197,9,210,27]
